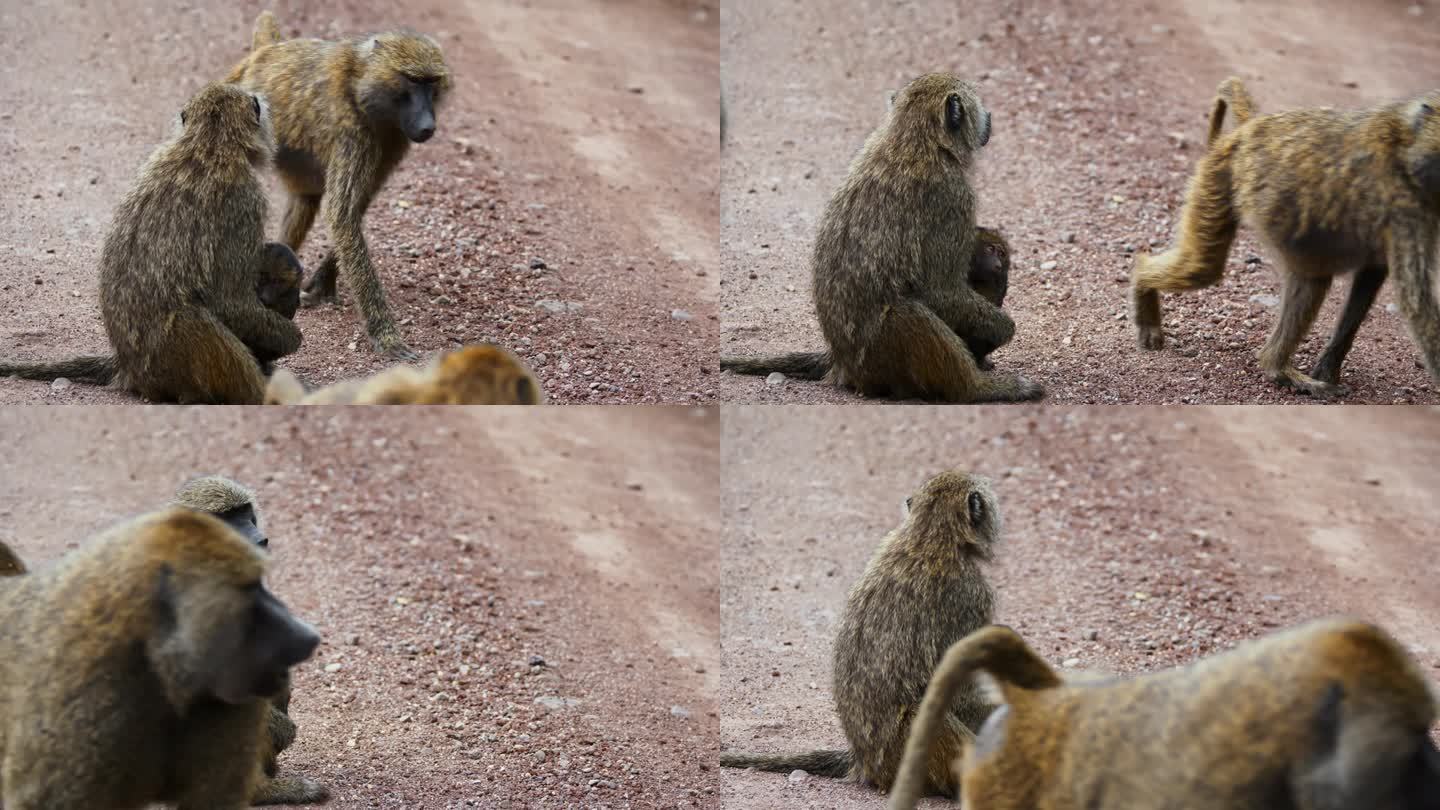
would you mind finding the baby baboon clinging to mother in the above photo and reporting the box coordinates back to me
[264,343,544,404]
[720,72,1043,402]
[1134,78,1440,395]
[0,84,302,403]
[888,619,1440,810]
[721,471,1003,798]
[226,11,453,361]
[0,509,320,810]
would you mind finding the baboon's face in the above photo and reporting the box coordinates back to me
[360,34,452,144]
[216,500,269,549]
[256,243,304,320]
[971,229,1011,307]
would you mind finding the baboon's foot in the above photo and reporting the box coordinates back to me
[1137,324,1165,350]
[1269,366,1347,398]
[299,255,339,308]
[372,331,420,362]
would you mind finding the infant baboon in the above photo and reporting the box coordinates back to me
[227,11,453,361]
[1134,79,1440,395]
[0,85,302,403]
[265,343,544,405]
[721,471,1002,797]
[889,619,1440,810]
[720,73,1041,402]
[0,509,320,810]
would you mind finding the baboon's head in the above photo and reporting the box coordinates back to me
[1296,681,1440,810]
[903,470,1001,561]
[1404,92,1440,203]
[355,31,453,144]
[177,83,274,168]
[142,510,318,707]
[888,72,991,157]
[971,226,1012,308]
[428,344,545,405]
[171,475,269,549]
[254,243,304,320]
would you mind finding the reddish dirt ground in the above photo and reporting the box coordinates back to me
[0,406,719,808]
[721,405,1440,807]
[0,0,718,404]
[720,0,1440,404]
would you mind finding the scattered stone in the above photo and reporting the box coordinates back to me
[50,377,71,391]
[324,662,343,673]
[671,309,693,321]
[1062,658,1081,668]
[788,770,809,784]
[627,481,644,491]
[529,257,547,270]
[1040,260,1058,271]
[529,655,547,667]
[1082,628,1099,641]
[535,299,582,314]
[765,372,786,386]
[1364,475,1382,486]
[1248,293,1280,308]
[670,705,691,718]
[534,696,581,711]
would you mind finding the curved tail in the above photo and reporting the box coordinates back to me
[887,626,1062,810]
[252,10,283,50]
[1208,76,1258,147]
[720,351,829,380]
[0,355,116,386]
[720,748,852,778]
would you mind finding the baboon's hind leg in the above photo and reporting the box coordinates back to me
[1311,265,1387,385]
[1259,267,1337,395]
[871,301,1043,403]
[1132,154,1239,350]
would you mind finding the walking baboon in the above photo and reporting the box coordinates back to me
[721,471,1003,797]
[889,619,1440,810]
[265,343,544,405]
[722,225,1015,379]
[0,85,302,403]
[719,73,1042,401]
[0,509,320,810]
[1134,79,1440,395]
[226,11,453,360]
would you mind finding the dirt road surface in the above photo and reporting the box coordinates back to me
[720,0,1440,404]
[721,405,1440,807]
[0,0,718,404]
[0,406,719,808]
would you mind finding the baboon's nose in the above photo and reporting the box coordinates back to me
[413,125,436,143]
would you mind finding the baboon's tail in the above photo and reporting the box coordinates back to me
[1208,76,1258,147]
[719,748,853,778]
[720,352,830,380]
[887,626,1063,810]
[253,10,283,50]
[0,355,116,386]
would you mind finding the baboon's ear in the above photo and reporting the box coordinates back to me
[966,491,985,525]
[945,93,965,132]
[360,35,382,58]
[1409,100,1436,132]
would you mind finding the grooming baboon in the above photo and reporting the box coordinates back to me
[721,225,1015,380]
[0,508,320,810]
[265,343,544,404]
[226,10,453,361]
[0,85,302,403]
[721,471,1002,797]
[719,73,1041,401]
[1134,79,1440,395]
[0,541,24,576]
[889,619,1440,810]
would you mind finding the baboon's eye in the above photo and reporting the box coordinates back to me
[966,491,985,524]
[252,95,262,123]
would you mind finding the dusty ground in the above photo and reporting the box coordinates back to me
[721,405,1440,807]
[720,0,1440,404]
[0,0,718,404]
[0,406,719,808]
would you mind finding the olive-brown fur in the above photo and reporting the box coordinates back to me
[0,509,319,810]
[889,619,1440,810]
[1134,80,1440,395]
[265,344,543,405]
[0,85,302,402]
[720,470,1003,798]
[226,11,453,360]
[721,73,1042,401]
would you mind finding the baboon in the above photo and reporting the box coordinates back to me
[888,619,1440,810]
[721,225,1015,380]
[0,85,302,403]
[1134,79,1440,395]
[265,343,544,404]
[0,542,24,576]
[226,10,454,361]
[719,73,1042,401]
[1208,76,1257,146]
[0,508,320,810]
[721,470,1002,797]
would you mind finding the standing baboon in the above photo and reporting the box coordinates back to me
[226,11,453,360]
[0,509,320,810]
[1134,79,1440,395]
[0,85,302,403]
[265,343,544,405]
[889,619,1440,810]
[721,471,1003,797]
[720,73,1042,401]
